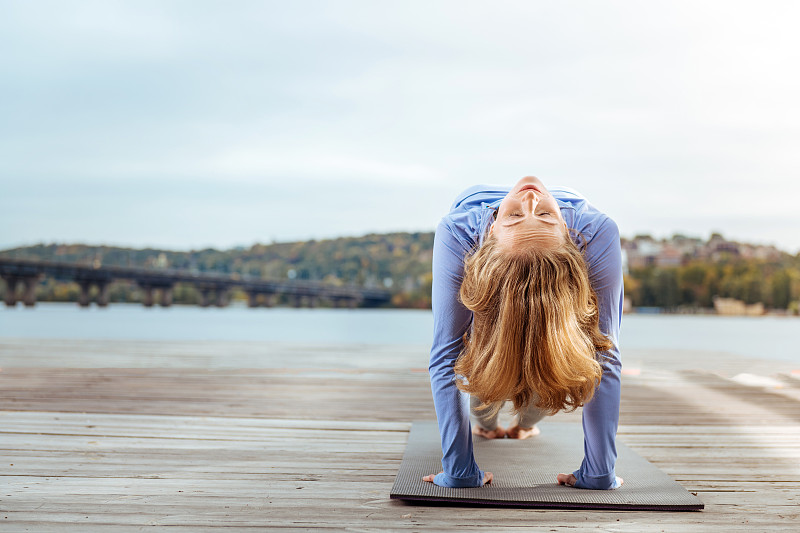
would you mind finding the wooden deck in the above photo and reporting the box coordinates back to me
[2,338,799,531]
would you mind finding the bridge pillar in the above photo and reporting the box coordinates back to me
[2,276,19,306]
[142,286,155,307]
[159,286,173,307]
[21,276,40,307]
[199,289,211,307]
[215,289,229,307]
[290,294,302,308]
[77,281,92,307]
[347,298,358,309]
[96,282,110,307]
[247,291,259,308]
[264,294,276,307]
[308,296,319,308]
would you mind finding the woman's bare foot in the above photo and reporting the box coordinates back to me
[506,424,541,439]
[472,425,505,439]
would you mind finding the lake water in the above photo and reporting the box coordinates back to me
[0,302,798,363]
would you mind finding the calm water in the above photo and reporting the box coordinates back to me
[0,302,798,363]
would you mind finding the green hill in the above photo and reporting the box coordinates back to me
[2,232,798,311]
[0,233,435,308]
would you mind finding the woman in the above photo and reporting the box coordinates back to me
[422,176,623,490]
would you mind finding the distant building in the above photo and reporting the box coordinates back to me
[655,244,683,267]
[739,243,782,261]
[621,232,784,270]
[623,236,662,268]
[707,233,739,261]
[713,297,765,316]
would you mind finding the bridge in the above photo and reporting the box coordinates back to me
[0,258,392,309]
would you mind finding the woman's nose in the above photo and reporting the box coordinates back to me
[521,190,541,208]
[521,189,540,200]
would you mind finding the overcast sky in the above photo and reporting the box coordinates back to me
[2,0,799,252]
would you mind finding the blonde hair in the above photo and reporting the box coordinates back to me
[454,230,612,416]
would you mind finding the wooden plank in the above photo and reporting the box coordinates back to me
[2,338,800,531]
[3,410,799,530]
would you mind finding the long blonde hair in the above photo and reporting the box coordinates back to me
[454,230,612,416]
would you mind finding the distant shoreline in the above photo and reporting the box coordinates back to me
[628,306,798,317]
[3,299,798,317]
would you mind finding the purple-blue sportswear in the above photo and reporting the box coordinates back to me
[429,184,623,490]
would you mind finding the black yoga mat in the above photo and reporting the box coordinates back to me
[390,421,703,511]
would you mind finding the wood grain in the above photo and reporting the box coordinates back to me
[1,339,799,531]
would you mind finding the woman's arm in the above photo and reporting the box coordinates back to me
[426,218,486,488]
[571,216,624,490]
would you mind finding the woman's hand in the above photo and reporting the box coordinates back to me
[557,473,624,489]
[423,471,493,486]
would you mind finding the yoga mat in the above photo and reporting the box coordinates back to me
[390,421,703,511]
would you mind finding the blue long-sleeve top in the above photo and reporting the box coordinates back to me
[429,184,623,490]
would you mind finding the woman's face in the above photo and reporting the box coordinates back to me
[491,176,567,251]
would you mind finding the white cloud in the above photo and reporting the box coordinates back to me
[205,148,444,183]
[1,0,799,252]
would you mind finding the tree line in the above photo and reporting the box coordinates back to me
[0,233,435,308]
[1,233,799,311]
[625,257,800,311]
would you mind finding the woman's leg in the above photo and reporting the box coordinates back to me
[517,401,549,428]
[507,400,549,439]
[470,395,505,438]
